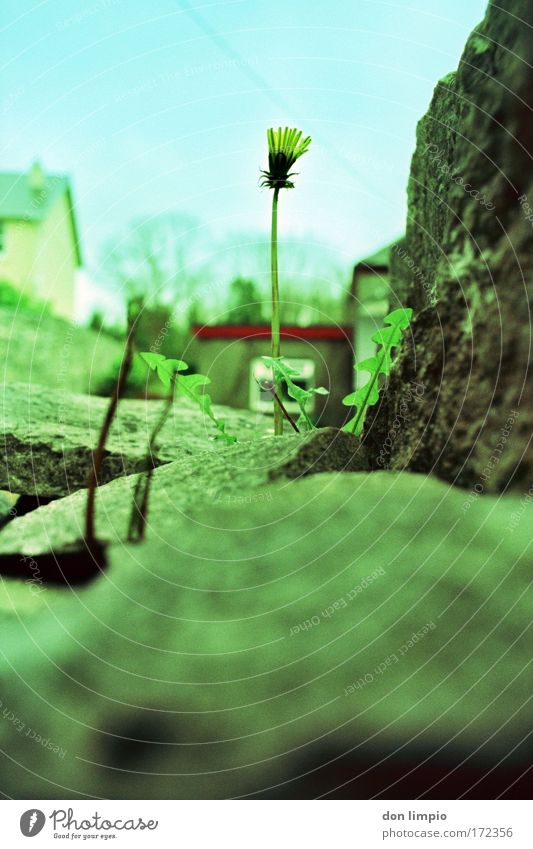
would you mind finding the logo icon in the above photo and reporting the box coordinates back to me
[20,810,46,837]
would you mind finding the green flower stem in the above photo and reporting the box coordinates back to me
[271,187,283,435]
[127,374,176,542]
[346,346,387,434]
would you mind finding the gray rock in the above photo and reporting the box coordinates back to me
[365,0,533,492]
[0,491,15,528]
[0,381,269,497]
[0,429,365,556]
[0,472,529,798]
[269,427,368,480]
[0,305,124,394]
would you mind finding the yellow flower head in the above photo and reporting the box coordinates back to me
[260,127,311,190]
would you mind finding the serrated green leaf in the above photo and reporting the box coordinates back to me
[212,418,237,444]
[342,381,380,409]
[139,351,188,388]
[178,373,211,393]
[354,356,380,374]
[139,352,166,367]
[261,355,328,431]
[387,307,413,328]
[262,356,299,378]
[342,308,413,436]
[165,357,189,373]
[139,353,236,443]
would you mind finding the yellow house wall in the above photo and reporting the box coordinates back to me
[187,336,353,426]
[0,219,40,298]
[0,192,78,319]
[35,193,77,319]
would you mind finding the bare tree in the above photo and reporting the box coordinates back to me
[100,212,211,310]
[100,219,348,327]
[216,231,348,324]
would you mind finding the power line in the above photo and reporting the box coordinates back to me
[175,0,374,193]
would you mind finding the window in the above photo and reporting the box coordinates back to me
[249,357,316,414]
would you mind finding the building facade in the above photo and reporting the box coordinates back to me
[0,162,81,319]
[187,324,354,427]
[348,240,402,385]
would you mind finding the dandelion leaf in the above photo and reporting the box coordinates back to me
[139,353,236,443]
[342,308,413,436]
[139,352,188,388]
[261,355,328,431]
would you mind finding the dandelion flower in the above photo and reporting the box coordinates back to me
[260,127,312,190]
[259,127,311,434]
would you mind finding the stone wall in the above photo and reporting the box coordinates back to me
[365,0,533,492]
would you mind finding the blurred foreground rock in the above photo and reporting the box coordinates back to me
[0,472,530,799]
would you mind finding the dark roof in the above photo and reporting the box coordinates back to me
[355,238,402,270]
[0,171,68,220]
[193,324,352,341]
[0,170,82,264]
[346,238,405,318]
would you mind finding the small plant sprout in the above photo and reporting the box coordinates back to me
[262,356,328,432]
[260,127,312,435]
[128,368,177,543]
[85,299,140,549]
[342,308,413,437]
[139,352,237,444]
[253,374,300,432]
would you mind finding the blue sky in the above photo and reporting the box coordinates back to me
[1,0,487,315]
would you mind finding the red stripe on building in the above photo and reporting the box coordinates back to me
[192,324,352,341]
